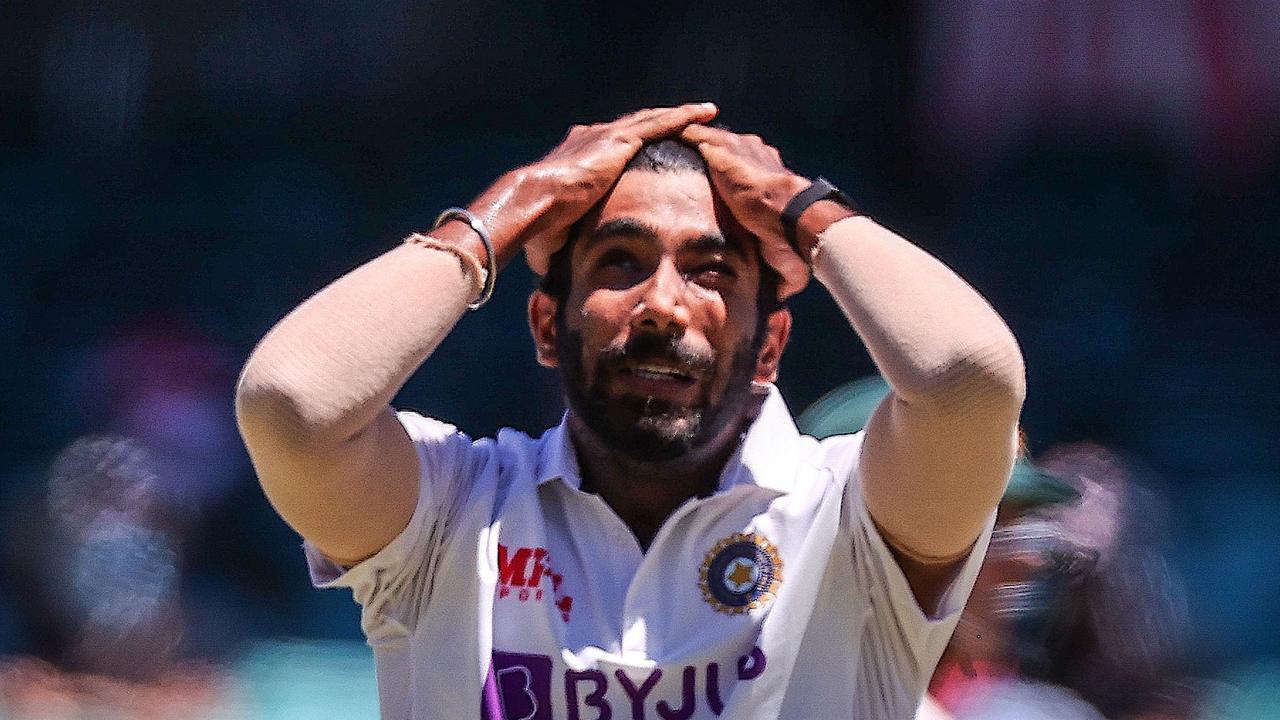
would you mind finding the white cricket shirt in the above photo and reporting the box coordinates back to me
[306,385,993,719]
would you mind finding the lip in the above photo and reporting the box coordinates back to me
[612,363,699,402]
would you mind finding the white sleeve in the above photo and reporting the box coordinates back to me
[837,433,995,707]
[303,410,482,646]
[850,475,994,665]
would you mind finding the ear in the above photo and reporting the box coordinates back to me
[528,290,560,368]
[754,308,791,383]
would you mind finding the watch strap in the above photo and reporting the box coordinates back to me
[780,177,857,253]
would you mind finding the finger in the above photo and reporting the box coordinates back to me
[523,229,571,277]
[750,234,810,299]
[628,102,719,141]
[688,140,739,180]
[613,107,666,125]
[679,123,738,147]
[606,105,689,132]
[777,268,811,300]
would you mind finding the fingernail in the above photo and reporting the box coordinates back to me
[700,102,717,111]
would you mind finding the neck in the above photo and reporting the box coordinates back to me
[568,395,764,550]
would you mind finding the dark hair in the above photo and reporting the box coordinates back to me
[622,138,709,174]
[538,138,783,328]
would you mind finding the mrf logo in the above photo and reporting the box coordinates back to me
[498,544,574,622]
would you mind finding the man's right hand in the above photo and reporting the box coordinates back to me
[458,103,719,275]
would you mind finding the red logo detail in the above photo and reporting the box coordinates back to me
[497,544,574,622]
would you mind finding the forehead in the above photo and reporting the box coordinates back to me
[599,170,716,225]
[573,170,755,259]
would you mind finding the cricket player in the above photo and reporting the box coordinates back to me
[235,103,1025,718]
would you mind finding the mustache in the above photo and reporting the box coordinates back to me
[598,332,715,374]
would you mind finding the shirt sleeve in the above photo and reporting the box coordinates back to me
[826,432,996,711]
[849,470,995,671]
[303,409,482,646]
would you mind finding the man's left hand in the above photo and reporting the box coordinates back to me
[680,125,813,299]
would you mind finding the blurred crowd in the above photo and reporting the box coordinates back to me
[802,379,1207,719]
[920,442,1199,720]
[2,0,1278,716]
[0,326,373,717]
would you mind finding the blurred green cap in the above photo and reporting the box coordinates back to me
[796,375,890,440]
[796,375,1080,508]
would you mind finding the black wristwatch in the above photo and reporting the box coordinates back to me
[780,177,858,253]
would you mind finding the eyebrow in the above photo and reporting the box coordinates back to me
[582,217,749,260]
[582,217,659,253]
[684,232,749,261]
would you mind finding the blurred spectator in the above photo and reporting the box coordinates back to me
[922,458,1107,720]
[799,377,1202,719]
[926,443,1203,720]
[0,319,268,715]
[0,435,245,717]
[9,435,185,678]
[69,318,247,525]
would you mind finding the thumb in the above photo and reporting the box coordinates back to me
[774,254,812,300]
[524,229,571,277]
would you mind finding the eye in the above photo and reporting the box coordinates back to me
[593,248,648,288]
[687,261,738,287]
[598,248,639,271]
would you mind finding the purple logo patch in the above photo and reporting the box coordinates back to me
[485,651,554,720]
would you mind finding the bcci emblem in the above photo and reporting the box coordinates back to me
[699,532,783,615]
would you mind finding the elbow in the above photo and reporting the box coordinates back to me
[954,336,1026,414]
[235,351,378,455]
[234,364,293,448]
[909,335,1026,417]
[234,361,337,452]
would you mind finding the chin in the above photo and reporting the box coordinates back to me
[600,396,706,463]
[557,329,759,464]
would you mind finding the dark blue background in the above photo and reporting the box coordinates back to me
[1,0,1276,679]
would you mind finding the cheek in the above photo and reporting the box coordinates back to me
[570,291,633,360]
[577,288,631,322]
[685,285,752,342]
[712,294,758,349]
[695,290,733,329]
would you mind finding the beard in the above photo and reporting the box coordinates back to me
[558,329,760,463]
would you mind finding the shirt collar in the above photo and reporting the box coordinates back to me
[536,412,583,490]
[535,383,804,495]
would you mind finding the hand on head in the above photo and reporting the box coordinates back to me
[468,103,816,300]
[678,124,814,299]
[518,103,721,275]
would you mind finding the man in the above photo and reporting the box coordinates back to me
[235,103,1025,719]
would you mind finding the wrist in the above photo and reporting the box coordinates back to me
[429,220,490,269]
[795,200,859,258]
[464,168,549,269]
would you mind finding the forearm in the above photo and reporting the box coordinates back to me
[233,173,543,562]
[811,214,1024,565]
[811,215,1025,408]
[235,164,543,448]
[235,242,478,448]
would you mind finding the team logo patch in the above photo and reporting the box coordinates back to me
[699,532,782,615]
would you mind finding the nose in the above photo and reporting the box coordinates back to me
[631,259,690,335]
